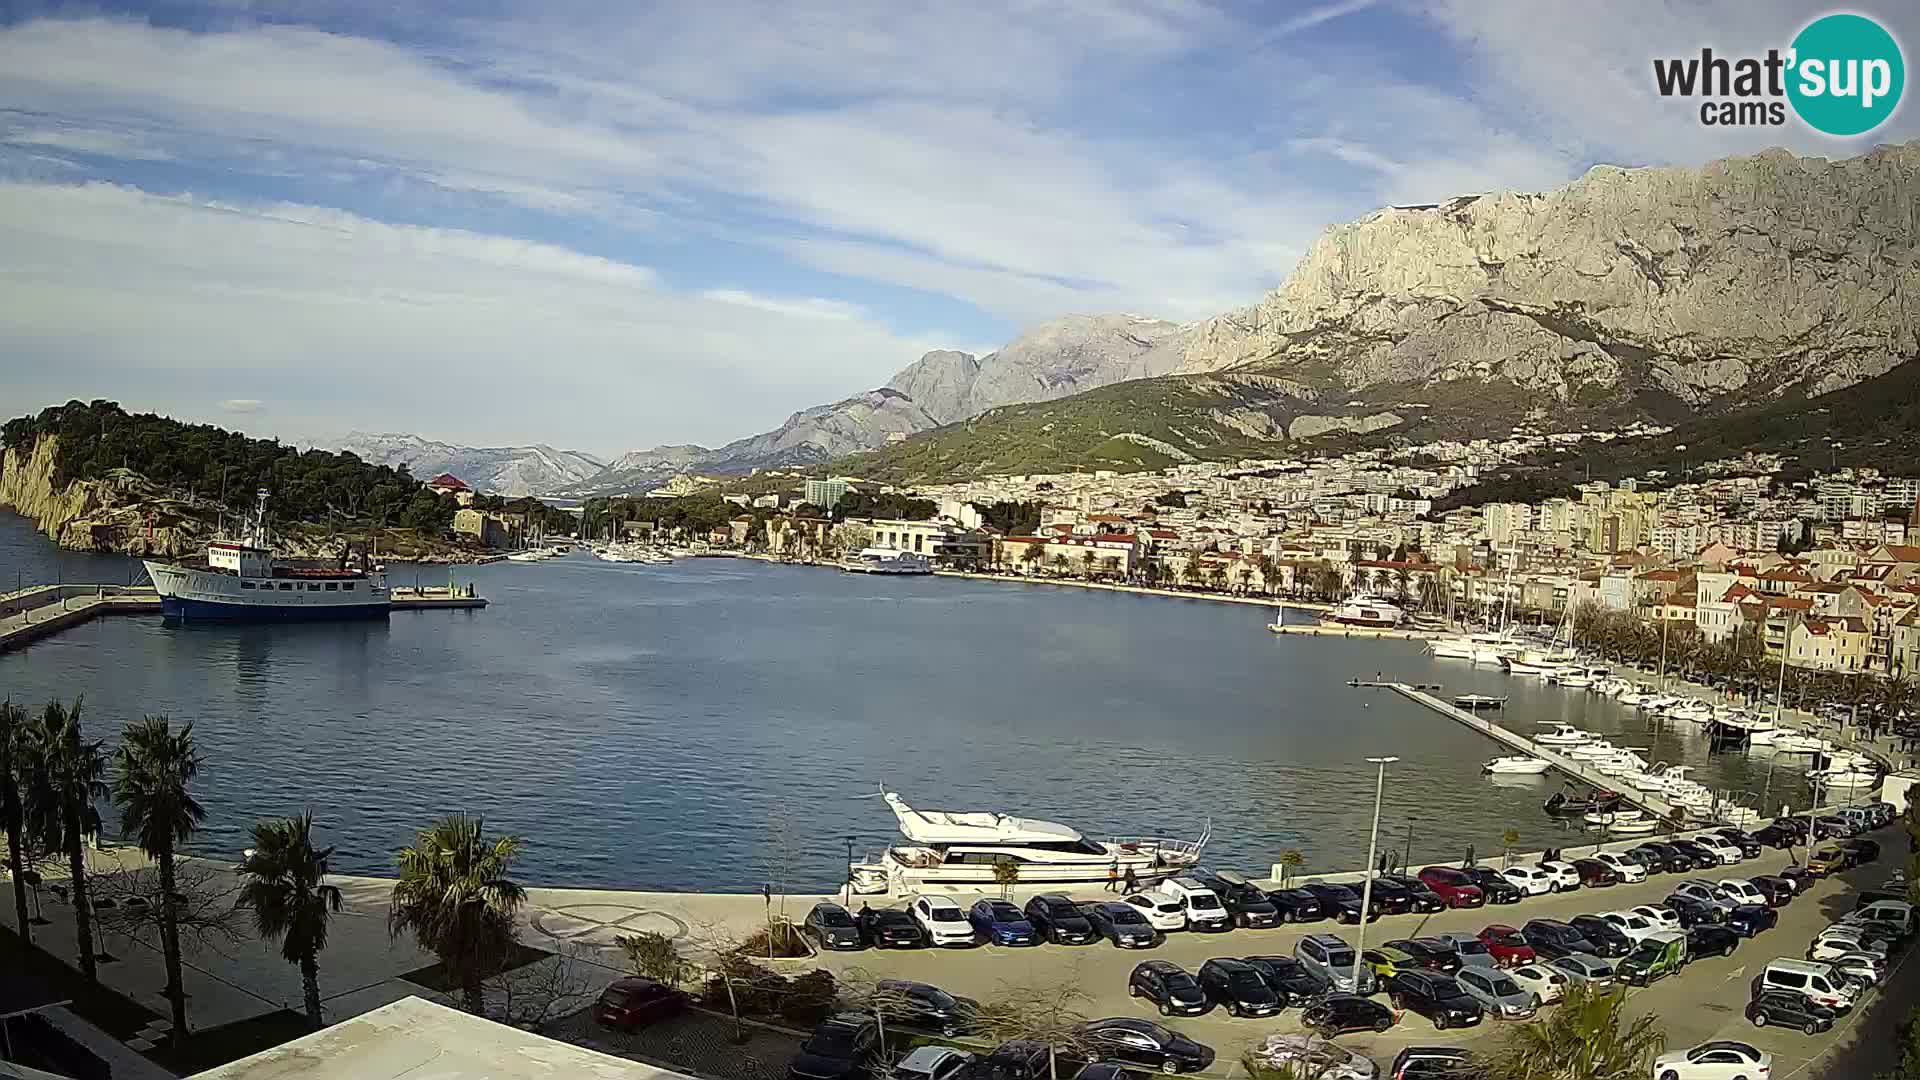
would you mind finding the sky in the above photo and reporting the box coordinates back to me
[1,1,1915,457]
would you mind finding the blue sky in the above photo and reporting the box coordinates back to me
[1,0,1913,456]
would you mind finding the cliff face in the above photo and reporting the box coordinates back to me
[0,436,205,555]
[890,315,1194,424]
[1179,143,1920,409]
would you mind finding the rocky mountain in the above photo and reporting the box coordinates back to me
[329,432,605,497]
[847,142,1920,482]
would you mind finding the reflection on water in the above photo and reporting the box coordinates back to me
[0,512,1819,890]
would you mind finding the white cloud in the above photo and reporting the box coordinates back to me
[219,398,265,413]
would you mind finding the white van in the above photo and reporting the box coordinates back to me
[1756,959,1856,1012]
[1848,899,1915,937]
[1152,877,1231,931]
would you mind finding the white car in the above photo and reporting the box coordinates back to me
[1697,836,1744,865]
[1630,904,1683,933]
[1120,892,1187,932]
[1502,865,1557,896]
[910,895,976,947]
[1600,910,1663,944]
[1828,951,1887,987]
[1814,927,1891,959]
[1537,861,1583,891]
[1593,852,1647,883]
[1717,879,1767,907]
[1250,1035,1374,1080]
[1650,1040,1773,1080]
[1506,963,1568,1004]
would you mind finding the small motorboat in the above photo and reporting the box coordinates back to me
[1544,788,1624,816]
[1454,694,1507,711]
[1584,808,1656,831]
[1485,755,1551,774]
[1535,723,1591,746]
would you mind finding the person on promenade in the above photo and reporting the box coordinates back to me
[1121,866,1139,893]
[1106,859,1121,892]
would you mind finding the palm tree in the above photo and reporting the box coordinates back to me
[239,813,344,1028]
[22,698,108,983]
[1482,984,1664,1079]
[389,815,527,1014]
[1,700,31,944]
[1275,849,1305,887]
[1078,550,1096,577]
[112,715,205,1044]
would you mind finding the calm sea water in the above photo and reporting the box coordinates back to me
[0,512,1812,891]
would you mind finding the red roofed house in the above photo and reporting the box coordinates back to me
[428,473,476,506]
[1789,615,1872,671]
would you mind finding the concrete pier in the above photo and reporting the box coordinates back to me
[1267,623,1434,640]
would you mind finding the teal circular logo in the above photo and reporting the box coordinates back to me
[1788,13,1905,136]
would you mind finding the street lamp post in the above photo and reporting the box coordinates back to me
[1352,755,1398,990]
[843,836,856,907]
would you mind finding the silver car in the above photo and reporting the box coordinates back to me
[892,1047,973,1080]
[1453,966,1538,1019]
[1548,952,1616,990]
[1439,933,1500,969]
[1294,933,1376,995]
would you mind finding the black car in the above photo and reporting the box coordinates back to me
[1726,903,1777,938]
[1629,842,1692,874]
[1776,866,1817,894]
[1025,894,1097,945]
[875,980,979,1036]
[1241,955,1331,1007]
[858,907,927,948]
[1567,915,1633,958]
[787,1013,881,1080]
[1364,876,1418,916]
[1198,872,1282,929]
[1300,993,1397,1037]
[1075,1019,1214,1074]
[1858,887,1908,909]
[1073,1065,1145,1080]
[1385,936,1463,974]
[1386,971,1484,1031]
[1196,959,1283,1018]
[1261,887,1327,923]
[1571,859,1621,888]
[1712,829,1764,858]
[1085,903,1159,949]
[1662,894,1725,928]
[1461,866,1523,904]
[1686,924,1740,959]
[974,1042,1059,1080]
[1668,840,1721,870]
[804,902,867,951]
[1747,990,1837,1035]
[1749,875,1796,908]
[1380,874,1448,914]
[1390,1047,1479,1078]
[1299,882,1380,924]
[1520,919,1598,960]
[1751,823,1801,850]
[1128,961,1209,1017]
[1839,838,1882,866]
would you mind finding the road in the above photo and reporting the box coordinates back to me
[805,826,1911,1077]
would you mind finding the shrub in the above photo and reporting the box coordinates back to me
[614,931,688,986]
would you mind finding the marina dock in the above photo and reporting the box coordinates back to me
[1267,623,1434,640]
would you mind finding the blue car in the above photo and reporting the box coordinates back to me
[969,898,1037,945]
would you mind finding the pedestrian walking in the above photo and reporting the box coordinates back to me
[1107,859,1121,892]
[1121,865,1139,893]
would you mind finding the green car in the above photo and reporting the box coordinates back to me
[1616,932,1687,986]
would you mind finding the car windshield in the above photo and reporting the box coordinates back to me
[918,988,957,1010]
[1491,930,1526,946]
[928,907,963,922]
[804,1028,862,1056]
[1228,972,1267,991]
[1487,977,1522,996]
[820,910,856,927]
[877,912,914,926]
[1431,981,1467,1000]
[1188,894,1221,910]
[1325,947,1355,968]
[1454,939,1488,955]
[1627,944,1663,964]
[1164,974,1198,992]
[1108,908,1146,924]
[987,904,1021,920]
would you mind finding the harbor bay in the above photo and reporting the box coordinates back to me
[1,511,1814,892]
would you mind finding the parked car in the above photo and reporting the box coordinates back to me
[1670,880,1737,915]
[1388,1047,1478,1079]
[1437,932,1497,969]
[875,980,979,1036]
[1838,838,1882,867]
[1385,970,1484,1030]
[1651,1040,1774,1079]
[1459,866,1523,904]
[1148,880,1231,933]
[1295,932,1375,995]
[1417,866,1488,908]
[1812,815,1852,840]
[1379,874,1448,913]
[1120,892,1188,933]
[974,1041,1060,1080]
[1363,876,1419,916]
[1776,866,1817,894]
[1663,893,1726,928]
[788,1013,882,1080]
[1025,894,1099,944]
[1591,851,1648,883]
[1075,1019,1214,1074]
[1548,952,1616,990]
[1261,886,1328,924]
[1616,932,1688,986]
[1386,936,1463,975]
[1536,860,1584,891]
[891,1047,973,1080]
[594,976,688,1028]
[1128,961,1210,1017]
[1477,924,1537,967]
[1690,834,1745,865]
[1500,865,1557,896]
[1755,958,1859,1012]
[1520,919,1597,960]
[804,903,868,951]
[859,907,927,948]
[1811,926,1891,960]
[1630,841,1694,874]
[1685,924,1741,960]
[1710,829,1764,858]
[1300,993,1397,1037]
[1846,899,1915,936]
[1806,846,1850,877]
[1827,951,1887,991]
[969,899,1038,946]
[1571,859,1622,888]
[1506,963,1567,1004]
[912,895,977,948]
[1746,990,1837,1035]
[1628,904,1683,933]
[1726,904,1777,938]
[1252,1036,1375,1080]
[1197,870,1282,928]
[1751,823,1801,850]
[1196,958,1284,1018]
[1452,966,1538,1020]
[1748,875,1796,907]
[1361,945,1420,981]
[1079,902,1157,949]
[1299,883,1380,924]
[1668,840,1722,870]
[1567,915,1633,958]
[1241,955,1333,1006]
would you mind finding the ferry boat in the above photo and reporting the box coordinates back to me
[1321,592,1404,629]
[143,490,390,621]
[851,791,1208,891]
[840,546,933,575]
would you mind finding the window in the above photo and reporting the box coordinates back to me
[325,582,338,591]
[307,583,321,591]
[279,583,293,591]
[241,581,256,590]
[343,582,355,591]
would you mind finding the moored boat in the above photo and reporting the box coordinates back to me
[1484,755,1551,774]
[840,546,933,575]
[143,489,390,621]
[1322,592,1405,629]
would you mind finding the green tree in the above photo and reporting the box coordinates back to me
[1501,828,1521,869]
[1276,849,1305,886]
[22,698,107,984]
[1,700,30,944]
[1102,555,1122,579]
[1079,550,1096,577]
[1023,542,1047,572]
[238,813,345,1028]
[992,857,1022,898]
[112,715,205,1044]
[1483,984,1663,1080]
[1049,553,1069,575]
[389,815,528,1014]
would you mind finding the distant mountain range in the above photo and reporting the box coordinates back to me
[326,432,605,497]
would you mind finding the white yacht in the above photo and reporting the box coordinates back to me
[841,546,933,575]
[1322,593,1405,629]
[1535,723,1592,746]
[854,791,1208,890]
[1483,755,1552,775]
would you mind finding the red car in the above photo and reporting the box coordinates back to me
[1416,866,1487,909]
[594,976,687,1028]
[1476,924,1536,968]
